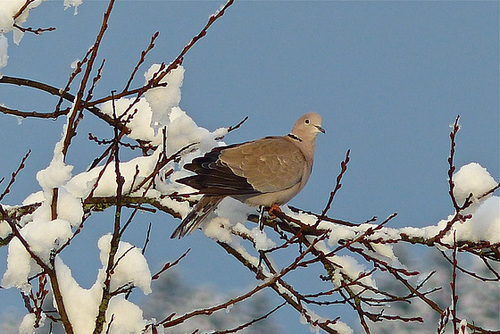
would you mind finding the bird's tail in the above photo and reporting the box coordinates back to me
[171,195,224,238]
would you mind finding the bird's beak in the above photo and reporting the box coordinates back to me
[315,125,326,134]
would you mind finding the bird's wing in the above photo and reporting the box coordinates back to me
[177,136,307,195]
[220,136,307,193]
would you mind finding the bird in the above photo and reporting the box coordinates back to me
[171,112,325,238]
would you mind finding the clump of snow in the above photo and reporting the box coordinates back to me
[0,0,43,44]
[99,77,226,156]
[217,197,255,224]
[435,163,499,244]
[70,58,80,69]
[167,107,226,156]
[398,163,498,245]
[0,220,10,239]
[66,148,161,197]
[250,227,276,250]
[54,187,84,227]
[300,307,354,334]
[369,242,397,261]
[55,255,148,334]
[19,312,45,334]
[201,198,275,249]
[107,296,147,333]
[203,216,264,269]
[2,236,33,293]
[144,64,184,135]
[63,0,83,15]
[100,97,158,144]
[282,206,317,226]
[54,258,100,333]
[22,191,45,207]
[0,0,83,74]
[459,318,469,334]
[330,254,374,289]
[204,217,233,243]
[232,223,276,251]
[36,139,73,191]
[22,187,83,229]
[327,225,356,245]
[452,196,500,243]
[0,34,8,76]
[328,320,353,334]
[2,218,73,293]
[25,131,83,229]
[452,163,497,211]
[0,0,47,75]
[98,234,152,294]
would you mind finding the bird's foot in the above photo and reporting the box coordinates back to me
[268,204,282,219]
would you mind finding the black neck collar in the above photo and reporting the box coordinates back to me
[287,133,303,142]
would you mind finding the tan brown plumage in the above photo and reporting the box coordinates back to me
[171,112,324,238]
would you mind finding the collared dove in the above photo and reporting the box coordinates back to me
[171,112,324,238]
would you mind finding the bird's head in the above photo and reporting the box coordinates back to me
[291,112,325,142]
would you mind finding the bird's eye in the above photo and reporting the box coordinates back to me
[305,119,310,124]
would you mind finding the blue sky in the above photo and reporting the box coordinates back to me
[0,1,498,333]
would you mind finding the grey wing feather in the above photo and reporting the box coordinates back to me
[170,195,224,238]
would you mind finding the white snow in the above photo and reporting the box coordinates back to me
[36,138,73,191]
[167,106,226,157]
[216,197,255,225]
[53,258,101,334]
[2,218,72,293]
[53,187,84,227]
[430,163,499,244]
[0,0,82,75]
[452,196,500,243]
[323,163,499,247]
[452,162,497,211]
[98,234,152,295]
[63,0,83,15]
[54,235,150,334]
[0,0,43,74]
[66,148,162,198]
[327,225,356,246]
[144,64,184,136]
[250,226,276,250]
[100,97,158,145]
[106,296,147,333]
[328,320,353,334]
[0,0,43,42]
[0,34,8,76]
[18,312,45,334]
[299,306,354,334]
[329,254,376,290]
[0,220,10,239]
[459,318,469,334]
[204,217,234,243]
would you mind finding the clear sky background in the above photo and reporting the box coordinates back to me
[0,1,498,333]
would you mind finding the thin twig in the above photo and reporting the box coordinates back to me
[0,150,30,203]
[316,149,350,226]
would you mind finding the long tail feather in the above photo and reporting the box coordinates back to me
[171,196,224,238]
